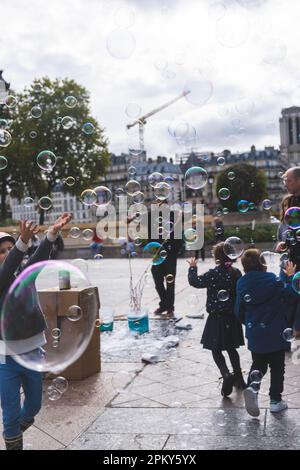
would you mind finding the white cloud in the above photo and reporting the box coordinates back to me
[1,0,300,159]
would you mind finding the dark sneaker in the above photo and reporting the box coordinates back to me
[221,372,234,397]
[5,434,23,450]
[244,387,260,417]
[233,371,247,390]
[154,307,166,315]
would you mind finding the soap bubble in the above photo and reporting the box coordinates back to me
[185,167,208,190]
[64,96,77,108]
[61,116,75,130]
[154,182,171,201]
[81,189,97,206]
[237,200,249,213]
[128,166,136,177]
[244,294,251,302]
[166,274,174,284]
[292,272,300,294]
[30,106,42,119]
[160,250,168,260]
[223,236,244,259]
[262,199,272,210]
[82,229,94,241]
[143,242,166,266]
[0,156,8,170]
[94,254,103,260]
[24,197,34,208]
[249,370,263,383]
[217,156,226,166]
[125,180,141,196]
[67,305,82,322]
[132,191,144,204]
[106,28,136,60]
[149,172,164,188]
[29,131,37,139]
[64,176,75,187]
[187,295,199,308]
[0,260,96,373]
[0,129,12,147]
[52,376,68,394]
[125,103,141,119]
[69,227,81,239]
[82,122,95,135]
[217,290,229,301]
[218,188,230,200]
[47,385,62,401]
[282,328,295,343]
[94,186,112,206]
[216,8,249,48]
[285,207,300,229]
[183,74,213,107]
[184,228,198,244]
[114,6,135,28]
[227,171,236,181]
[38,197,52,211]
[0,119,9,129]
[52,328,61,340]
[37,150,57,172]
[5,95,18,109]
[259,251,280,269]
[115,187,125,198]
[223,208,229,215]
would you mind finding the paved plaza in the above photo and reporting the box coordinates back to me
[1,258,300,451]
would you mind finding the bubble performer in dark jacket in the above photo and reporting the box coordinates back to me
[235,248,297,417]
[188,242,245,398]
[0,213,72,450]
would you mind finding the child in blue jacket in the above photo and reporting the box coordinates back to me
[235,248,297,417]
[0,213,71,450]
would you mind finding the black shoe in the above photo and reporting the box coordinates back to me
[20,420,34,433]
[154,307,166,315]
[221,372,234,397]
[233,371,247,390]
[5,434,23,450]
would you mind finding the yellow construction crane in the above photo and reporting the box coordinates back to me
[126,90,191,152]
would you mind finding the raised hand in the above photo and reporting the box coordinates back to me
[19,220,40,244]
[49,213,72,236]
[186,257,198,268]
[283,261,297,277]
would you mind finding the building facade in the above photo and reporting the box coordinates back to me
[280,106,300,165]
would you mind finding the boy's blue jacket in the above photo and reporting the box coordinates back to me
[235,271,298,353]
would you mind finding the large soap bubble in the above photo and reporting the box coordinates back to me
[285,207,300,230]
[143,242,166,266]
[223,236,244,260]
[0,129,12,147]
[185,167,208,190]
[106,28,136,59]
[0,260,98,373]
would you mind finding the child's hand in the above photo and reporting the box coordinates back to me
[187,258,198,268]
[283,261,296,277]
[19,220,39,244]
[49,213,72,236]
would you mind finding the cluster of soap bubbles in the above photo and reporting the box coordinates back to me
[69,227,94,241]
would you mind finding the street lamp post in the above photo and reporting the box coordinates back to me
[0,70,10,117]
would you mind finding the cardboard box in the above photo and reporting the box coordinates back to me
[38,286,101,380]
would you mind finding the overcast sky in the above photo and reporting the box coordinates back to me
[1,0,299,160]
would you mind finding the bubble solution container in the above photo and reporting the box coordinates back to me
[59,270,71,290]
[127,307,149,334]
[100,307,114,332]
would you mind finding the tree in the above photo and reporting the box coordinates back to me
[216,163,268,212]
[0,77,110,222]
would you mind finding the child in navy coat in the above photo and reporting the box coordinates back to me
[188,242,245,397]
[235,248,297,417]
